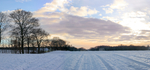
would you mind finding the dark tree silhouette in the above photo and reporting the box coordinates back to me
[44,39,50,47]
[30,35,36,53]
[24,29,34,53]
[51,38,66,50]
[0,12,10,43]
[31,28,49,53]
[9,9,39,54]
[24,33,31,53]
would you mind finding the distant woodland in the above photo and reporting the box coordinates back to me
[89,45,149,51]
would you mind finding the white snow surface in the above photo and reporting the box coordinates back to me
[1,51,150,70]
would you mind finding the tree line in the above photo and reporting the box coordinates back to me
[89,45,149,51]
[0,9,79,54]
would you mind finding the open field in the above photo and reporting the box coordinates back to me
[1,51,150,70]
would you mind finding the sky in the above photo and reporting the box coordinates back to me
[1,0,150,49]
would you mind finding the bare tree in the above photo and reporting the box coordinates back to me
[52,38,66,47]
[24,33,31,53]
[51,38,66,50]
[0,12,10,43]
[27,35,30,53]
[9,9,39,54]
[30,35,36,53]
[31,28,49,53]
[45,39,51,47]
[24,30,33,53]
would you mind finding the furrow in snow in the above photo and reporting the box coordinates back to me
[73,54,84,70]
[103,54,142,70]
[96,55,113,70]
[90,54,107,70]
[53,54,73,70]
[115,54,150,69]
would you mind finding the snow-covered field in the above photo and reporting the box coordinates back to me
[1,51,150,70]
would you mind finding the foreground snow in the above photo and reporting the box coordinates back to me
[1,51,150,70]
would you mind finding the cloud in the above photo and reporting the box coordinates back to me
[33,12,65,18]
[34,0,98,17]
[38,13,133,48]
[39,18,61,25]
[69,6,98,17]
[35,11,149,44]
[122,11,147,18]
[101,4,110,7]
[102,16,118,22]
[102,8,113,14]
[135,36,149,40]
[119,11,150,30]
[100,0,150,44]
[112,29,150,42]
[41,13,130,40]
[110,0,128,10]
[99,14,102,16]
[140,30,150,35]
[125,0,150,11]
[102,0,128,14]
[35,0,69,14]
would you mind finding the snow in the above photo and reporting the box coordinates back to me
[1,51,150,70]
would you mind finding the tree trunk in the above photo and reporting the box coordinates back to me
[43,46,44,52]
[28,38,29,53]
[21,36,24,54]
[0,26,1,44]
[38,44,40,53]
[21,30,24,54]
[32,43,34,53]
[19,42,21,54]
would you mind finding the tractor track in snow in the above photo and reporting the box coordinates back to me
[115,54,150,69]
[54,54,73,70]
[105,54,143,70]
[96,55,113,70]
[73,54,84,70]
